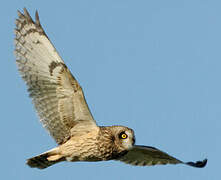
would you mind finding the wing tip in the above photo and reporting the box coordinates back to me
[17,10,23,18]
[15,8,46,36]
[186,158,207,168]
[35,10,40,26]
[16,8,40,24]
[23,7,34,23]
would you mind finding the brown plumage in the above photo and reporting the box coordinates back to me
[14,8,207,169]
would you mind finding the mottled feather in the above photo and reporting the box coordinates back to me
[14,8,97,144]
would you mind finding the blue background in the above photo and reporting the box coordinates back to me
[0,0,219,179]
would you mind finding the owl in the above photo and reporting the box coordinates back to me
[14,8,207,169]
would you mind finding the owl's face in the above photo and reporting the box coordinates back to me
[110,126,135,151]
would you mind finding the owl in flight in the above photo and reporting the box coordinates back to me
[14,8,207,169]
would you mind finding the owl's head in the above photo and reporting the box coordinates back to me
[109,126,135,151]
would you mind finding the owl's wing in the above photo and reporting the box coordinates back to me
[14,8,97,145]
[118,145,207,168]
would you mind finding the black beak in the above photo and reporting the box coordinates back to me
[132,137,136,145]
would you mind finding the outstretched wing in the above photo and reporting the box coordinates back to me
[14,8,97,144]
[118,145,207,168]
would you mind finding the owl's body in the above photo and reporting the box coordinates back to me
[15,8,207,169]
[52,126,132,162]
[27,126,133,169]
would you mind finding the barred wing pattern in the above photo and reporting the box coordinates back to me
[119,145,207,168]
[14,9,97,144]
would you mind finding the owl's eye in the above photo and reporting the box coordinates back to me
[119,132,128,139]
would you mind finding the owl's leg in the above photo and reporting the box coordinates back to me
[26,147,64,169]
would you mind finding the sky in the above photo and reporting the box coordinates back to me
[0,0,219,179]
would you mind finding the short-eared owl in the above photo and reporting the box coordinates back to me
[14,8,207,169]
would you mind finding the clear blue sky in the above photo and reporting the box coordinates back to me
[0,0,219,179]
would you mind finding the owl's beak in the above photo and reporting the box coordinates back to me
[132,137,136,145]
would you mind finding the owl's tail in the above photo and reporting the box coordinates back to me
[26,147,64,169]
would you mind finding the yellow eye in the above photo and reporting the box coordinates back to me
[121,133,127,139]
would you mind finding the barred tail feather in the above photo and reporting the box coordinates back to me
[26,148,64,169]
